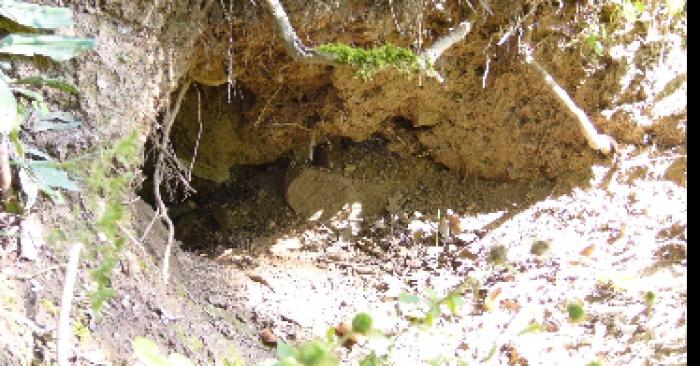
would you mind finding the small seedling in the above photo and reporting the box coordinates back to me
[530,240,550,256]
[488,245,508,265]
[567,301,585,323]
[644,291,656,315]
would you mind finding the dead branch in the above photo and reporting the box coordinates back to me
[57,243,82,366]
[524,49,616,154]
[261,0,472,83]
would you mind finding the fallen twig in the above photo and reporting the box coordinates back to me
[57,242,82,366]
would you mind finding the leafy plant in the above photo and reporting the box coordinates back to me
[0,0,95,206]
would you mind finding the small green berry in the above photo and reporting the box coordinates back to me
[352,313,373,335]
[567,302,585,323]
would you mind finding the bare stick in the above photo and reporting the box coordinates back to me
[57,243,82,366]
[524,50,616,154]
[261,0,472,83]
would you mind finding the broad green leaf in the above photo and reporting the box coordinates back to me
[15,76,79,95]
[132,337,169,366]
[33,111,81,131]
[0,34,96,62]
[0,77,17,134]
[0,2,73,29]
[26,162,80,191]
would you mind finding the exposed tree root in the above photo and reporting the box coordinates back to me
[153,78,192,284]
[524,49,616,155]
[262,0,472,83]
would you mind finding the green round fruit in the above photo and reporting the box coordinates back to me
[352,313,373,334]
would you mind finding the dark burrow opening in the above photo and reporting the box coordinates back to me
[138,83,559,254]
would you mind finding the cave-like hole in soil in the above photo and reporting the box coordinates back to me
[140,83,554,256]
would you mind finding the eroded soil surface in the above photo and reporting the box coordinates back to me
[140,141,691,364]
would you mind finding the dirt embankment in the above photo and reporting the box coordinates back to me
[0,0,686,365]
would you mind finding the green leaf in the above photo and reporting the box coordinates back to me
[0,77,18,134]
[132,337,169,366]
[9,127,23,157]
[11,86,43,102]
[398,292,421,304]
[0,34,96,62]
[325,326,336,344]
[26,162,80,191]
[33,111,82,131]
[444,294,464,315]
[482,344,497,362]
[15,76,79,95]
[517,321,544,336]
[0,2,73,30]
